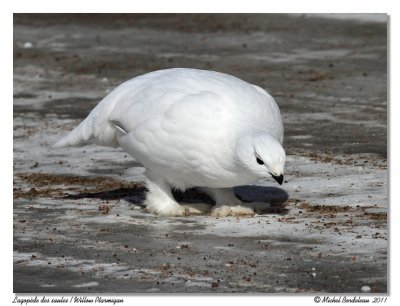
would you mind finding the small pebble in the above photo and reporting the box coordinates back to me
[311,267,316,278]
[211,282,219,288]
[23,41,34,48]
[98,204,110,214]
[361,285,371,293]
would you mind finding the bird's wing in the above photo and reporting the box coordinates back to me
[116,91,235,173]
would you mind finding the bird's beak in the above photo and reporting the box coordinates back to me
[271,174,284,185]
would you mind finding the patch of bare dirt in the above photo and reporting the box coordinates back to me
[13,172,143,199]
[308,153,387,169]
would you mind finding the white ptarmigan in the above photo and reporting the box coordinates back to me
[54,68,286,217]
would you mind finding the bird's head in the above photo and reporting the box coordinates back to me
[236,132,286,185]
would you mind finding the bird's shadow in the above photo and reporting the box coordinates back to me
[64,184,289,216]
[235,185,289,215]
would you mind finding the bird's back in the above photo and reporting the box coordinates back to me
[109,68,283,140]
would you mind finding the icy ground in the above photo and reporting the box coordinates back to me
[13,14,387,293]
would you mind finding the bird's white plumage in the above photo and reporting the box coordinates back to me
[55,68,286,216]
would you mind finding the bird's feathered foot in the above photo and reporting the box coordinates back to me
[203,187,269,217]
[144,172,212,216]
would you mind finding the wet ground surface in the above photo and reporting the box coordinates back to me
[13,14,387,293]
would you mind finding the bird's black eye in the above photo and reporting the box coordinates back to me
[256,156,264,165]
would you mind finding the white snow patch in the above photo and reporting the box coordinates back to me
[73,282,99,288]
